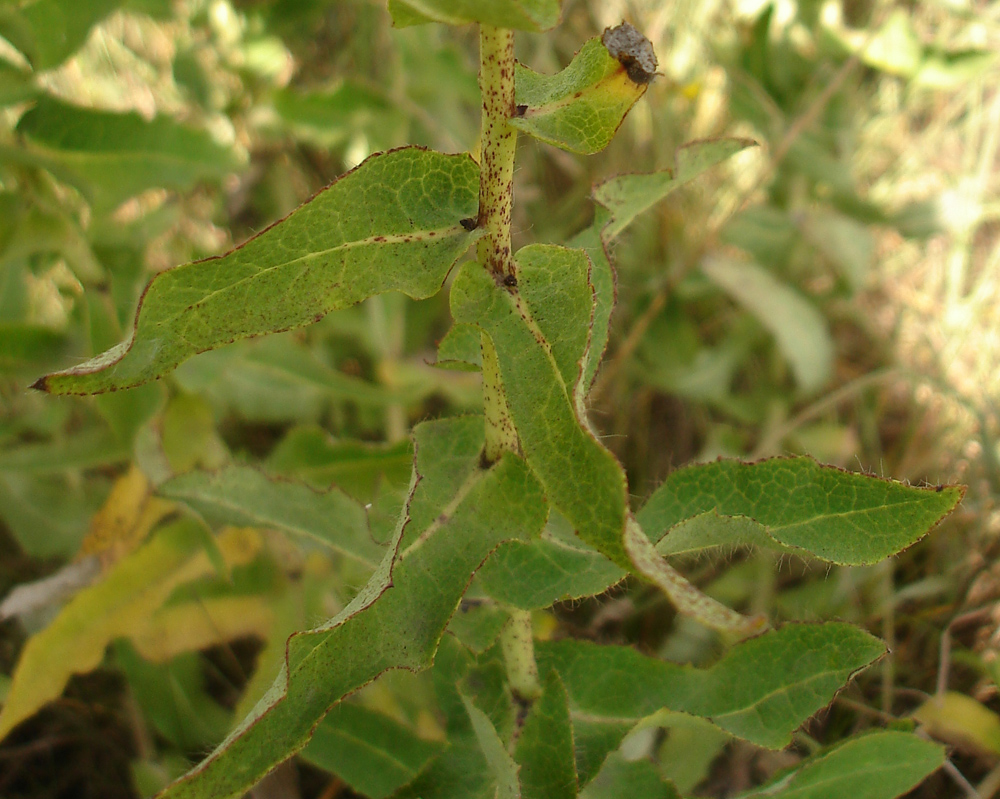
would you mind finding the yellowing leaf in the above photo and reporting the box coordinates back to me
[130,596,274,663]
[79,465,174,565]
[0,523,261,741]
[510,30,652,155]
[912,691,1000,756]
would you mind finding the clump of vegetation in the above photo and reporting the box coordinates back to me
[0,1,996,797]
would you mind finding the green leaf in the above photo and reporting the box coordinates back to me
[300,703,444,799]
[580,752,680,799]
[736,731,944,799]
[452,249,757,633]
[266,425,413,501]
[701,255,834,393]
[639,457,964,565]
[452,246,624,564]
[35,147,483,395]
[435,322,483,371]
[477,512,624,610]
[462,694,521,799]
[573,718,635,787]
[447,602,510,654]
[387,0,561,33]
[0,473,106,557]
[566,222,613,391]
[115,643,233,751]
[0,0,122,70]
[510,34,650,155]
[594,138,757,240]
[16,97,243,211]
[515,672,577,799]
[0,426,127,474]
[156,416,547,799]
[0,324,67,373]
[538,623,885,749]
[174,335,407,413]
[0,61,37,107]
[159,465,383,567]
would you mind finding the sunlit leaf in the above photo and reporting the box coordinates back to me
[701,255,834,393]
[155,416,547,799]
[16,97,242,211]
[34,147,483,395]
[594,138,756,240]
[639,457,963,565]
[387,0,561,32]
[0,0,122,70]
[510,31,651,155]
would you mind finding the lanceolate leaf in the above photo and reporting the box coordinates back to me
[639,457,963,565]
[735,731,944,799]
[35,147,484,395]
[514,672,577,799]
[510,32,652,155]
[462,695,522,799]
[156,416,547,799]
[580,752,681,799]
[300,703,444,799]
[159,465,383,567]
[16,97,243,211]
[702,255,834,393]
[538,623,885,749]
[594,138,757,240]
[451,247,758,634]
[387,0,561,33]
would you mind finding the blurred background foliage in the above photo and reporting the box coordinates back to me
[0,0,998,796]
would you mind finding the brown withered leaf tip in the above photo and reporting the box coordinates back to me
[602,22,658,85]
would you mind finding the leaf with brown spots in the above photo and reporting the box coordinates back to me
[510,29,655,155]
[34,147,484,395]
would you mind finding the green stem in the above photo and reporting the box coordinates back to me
[500,609,541,703]
[477,24,519,463]
[476,25,536,704]
[476,24,517,279]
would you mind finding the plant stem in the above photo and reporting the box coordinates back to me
[477,24,519,463]
[476,24,517,280]
[476,25,536,705]
[500,609,542,703]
